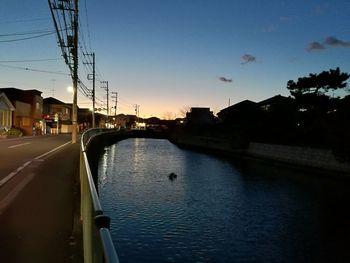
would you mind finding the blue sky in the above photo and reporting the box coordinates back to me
[1,0,349,118]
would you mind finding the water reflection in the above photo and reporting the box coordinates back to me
[98,139,350,263]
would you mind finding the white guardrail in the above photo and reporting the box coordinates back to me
[80,128,120,263]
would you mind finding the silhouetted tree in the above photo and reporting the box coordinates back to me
[287,67,349,99]
[287,67,349,118]
[286,68,350,152]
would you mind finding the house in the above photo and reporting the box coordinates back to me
[186,107,215,126]
[43,97,73,134]
[78,108,92,131]
[115,114,137,129]
[217,100,257,127]
[257,95,296,128]
[218,95,296,142]
[0,92,16,130]
[0,88,43,135]
[257,95,293,112]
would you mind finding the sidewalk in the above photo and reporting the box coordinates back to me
[0,142,83,262]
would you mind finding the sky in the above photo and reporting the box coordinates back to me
[1,0,349,118]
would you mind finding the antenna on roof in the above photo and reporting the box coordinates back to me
[51,79,56,97]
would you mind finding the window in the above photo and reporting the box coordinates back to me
[22,117,31,126]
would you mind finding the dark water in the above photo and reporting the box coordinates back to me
[98,138,350,263]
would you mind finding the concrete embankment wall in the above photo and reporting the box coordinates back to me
[171,135,240,153]
[247,142,350,174]
[172,135,350,174]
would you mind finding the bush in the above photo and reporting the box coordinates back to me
[0,128,23,137]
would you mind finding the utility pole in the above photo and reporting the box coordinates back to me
[134,104,140,127]
[100,80,109,116]
[111,91,117,128]
[72,0,78,143]
[111,92,118,117]
[84,52,96,128]
[48,0,79,143]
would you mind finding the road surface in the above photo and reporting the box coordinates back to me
[0,134,83,262]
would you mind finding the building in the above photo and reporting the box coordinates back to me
[43,97,73,134]
[0,88,43,135]
[257,95,293,112]
[217,100,257,127]
[186,107,215,126]
[114,114,137,129]
[78,108,92,131]
[0,92,16,130]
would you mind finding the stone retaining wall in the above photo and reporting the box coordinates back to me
[247,142,350,173]
[172,134,350,174]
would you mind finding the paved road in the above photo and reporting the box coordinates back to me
[0,134,72,180]
[0,134,83,262]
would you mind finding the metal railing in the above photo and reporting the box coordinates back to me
[80,128,120,263]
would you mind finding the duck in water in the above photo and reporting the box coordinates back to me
[168,172,177,180]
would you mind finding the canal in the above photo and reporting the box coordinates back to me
[97,138,350,263]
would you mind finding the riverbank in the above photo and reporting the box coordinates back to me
[83,129,350,176]
[170,134,350,175]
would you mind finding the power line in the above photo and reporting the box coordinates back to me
[0,29,55,37]
[0,58,61,63]
[0,63,70,75]
[83,0,92,51]
[0,18,49,25]
[48,0,79,143]
[0,31,56,42]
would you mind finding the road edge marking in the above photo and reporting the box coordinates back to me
[8,142,31,149]
[34,141,72,160]
[0,141,72,188]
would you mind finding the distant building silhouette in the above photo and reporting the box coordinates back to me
[114,114,138,129]
[217,100,257,127]
[186,107,215,126]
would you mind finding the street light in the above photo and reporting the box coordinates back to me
[67,86,74,93]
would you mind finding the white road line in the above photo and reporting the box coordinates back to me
[0,172,36,216]
[0,161,32,187]
[0,141,72,188]
[34,141,72,160]
[8,142,31,149]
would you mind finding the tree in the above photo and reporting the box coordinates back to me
[287,67,349,98]
[286,68,349,149]
[179,106,191,118]
[287,68,349,114]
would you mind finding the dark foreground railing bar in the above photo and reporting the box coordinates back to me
[99,228,120,263]
[82,152,103,214]
[80,128,120,263]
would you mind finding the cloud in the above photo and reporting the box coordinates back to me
[218,77,232,83]
[262,24,279,33]
[324,36,350,48]
[279,16,295,22]
[306,41,325,52]
[241,54,256,64]
[306,36,350,52]
[312,3,329,16]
